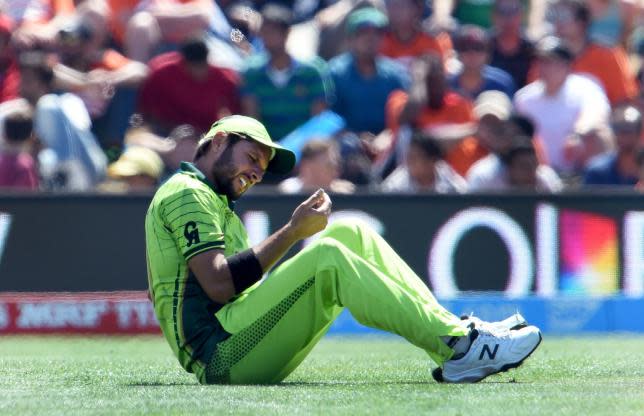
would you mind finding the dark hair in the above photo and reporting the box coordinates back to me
[536,36,574,62]
[454,25,489,52]
[18,51,54,86]
[4,108,33,143]
[58,21,93,43]
[508,114,536,138]
[410,130,443,159]
[180,38,209,64]
[261,3,292,30]
[193,133,244,161]
[501,137,536,165]
[558,0,591,26]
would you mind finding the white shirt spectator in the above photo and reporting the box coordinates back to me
[381,161,468,193]
[467,154,563,192]
[513,74,610,173]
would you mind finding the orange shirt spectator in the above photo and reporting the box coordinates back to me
[381,32,445,68]
[107,0,212,45]
[572,44,637,105]
[386,89,487,176]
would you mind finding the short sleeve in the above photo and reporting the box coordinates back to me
[160,187,226,260]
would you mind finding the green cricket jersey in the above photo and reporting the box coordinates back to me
[145,162,250,378]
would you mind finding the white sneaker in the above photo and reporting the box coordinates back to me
[460,313,528,332]
[433,324,542,383]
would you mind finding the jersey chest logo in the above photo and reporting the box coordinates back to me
[184,221,201,247]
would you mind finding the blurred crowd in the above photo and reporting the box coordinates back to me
[0,0,643,194]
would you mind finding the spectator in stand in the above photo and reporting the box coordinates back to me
[381,129,467,193]
[17,51,107,190]
[432,0,530,30]
[241,4,330,141]
[52,0,148,148]
[635,146,644,192]
[489,0,535,89]
[118,0,215,62]
[636,65,644,117]
[0,104,38,190]
[226,2,263,57]
[138,37,240,136]
[514,37,610,174]
[380,0,445,71]
[562,122,615,179]
[278,139,355,194]
[9,0,76,50]
[109,122,198,180]
[0,14,20,103]
[584,105,642,186]
[467,108,562,191]
[549,0,637,105]
[449,25,515,100]
[587,0,638,48]
[315,0,383,61]
[329,7,409,136]
[503,137,562,191]
[386,54,486,177]
[159,124,199,176]
[105,146,164,192]
[466,90,513,188]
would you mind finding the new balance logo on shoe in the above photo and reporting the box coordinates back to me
[479,344,499,360]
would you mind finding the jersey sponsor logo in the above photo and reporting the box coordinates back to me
[184,221,200,247]
[479,343,499,360]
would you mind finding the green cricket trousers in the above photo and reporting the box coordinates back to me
[202,220,467,384]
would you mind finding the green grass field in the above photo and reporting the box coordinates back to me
[1,335,643,415]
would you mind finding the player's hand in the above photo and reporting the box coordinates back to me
[288,189,332,240]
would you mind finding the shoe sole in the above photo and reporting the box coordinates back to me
[432,332,543,383]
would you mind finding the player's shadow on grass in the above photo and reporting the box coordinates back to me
[280,379,528,386]
[126,381,198,387]
[125,379,528,387]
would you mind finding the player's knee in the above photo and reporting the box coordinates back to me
[323,219,361,242]
[314,237,347,258]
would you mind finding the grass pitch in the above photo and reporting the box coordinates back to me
[1,335,643,415]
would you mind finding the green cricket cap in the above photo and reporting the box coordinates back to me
[199,115,296,174]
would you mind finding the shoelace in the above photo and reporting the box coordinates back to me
[474,322,512,340]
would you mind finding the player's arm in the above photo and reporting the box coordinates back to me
[188,189,332,304]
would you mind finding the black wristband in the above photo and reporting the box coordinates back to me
[227,249,264,294]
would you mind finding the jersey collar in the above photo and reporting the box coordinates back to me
[179,162,235,210]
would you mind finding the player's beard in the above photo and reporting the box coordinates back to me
[210,143,242,201]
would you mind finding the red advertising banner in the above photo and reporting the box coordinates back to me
[0,292,160,334]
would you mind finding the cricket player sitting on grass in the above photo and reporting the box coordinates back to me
[144,115,542,385]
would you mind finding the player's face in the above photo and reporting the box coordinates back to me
[210,137,271,200]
